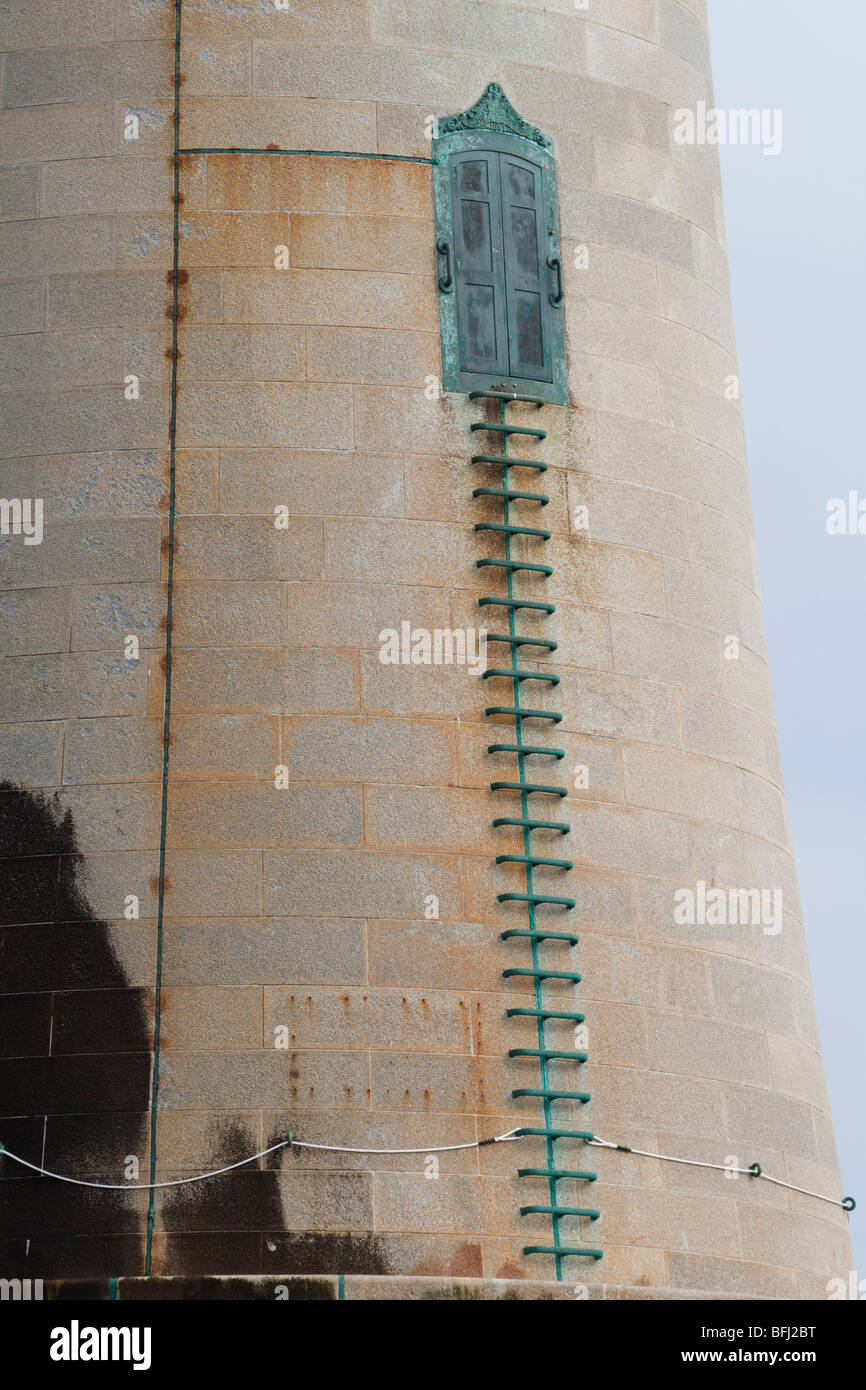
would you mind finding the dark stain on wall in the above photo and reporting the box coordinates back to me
[0,784,407,1282]
[0,782,151,1277]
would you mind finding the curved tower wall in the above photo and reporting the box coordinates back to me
[0,0,853,1297]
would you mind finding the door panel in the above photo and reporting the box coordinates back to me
[450,151,508,376]
[499,151,552,384]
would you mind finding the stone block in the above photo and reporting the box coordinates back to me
[155,1049,369,1113]
[47,270,222,329]
[161,918,365,987]
[160,986,263,1051]
[262,849,461,920]
[0,587,71,656]
[370,0,584,71]
[70,584,165,652]
[219,449,403,516]
[0,280,44,335]
[206,153,431,217]
[163,647,357,716]
[586,21,707,107]
[62,716,162,784]
[172,516,322,581]
[596,137,716,233]
[3,42,171,108]
[0,721,63,785]
[284,716,455,785]
[166,783,362,849]
[172,582,284,647]
[0,652,146,721]
[0,163,40,221]
[262,986,470,1053]
[568,472,690,555]
[181,98,377,153]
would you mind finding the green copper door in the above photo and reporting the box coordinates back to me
[433,84,568,405]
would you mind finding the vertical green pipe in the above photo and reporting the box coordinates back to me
[145,0,182,1277]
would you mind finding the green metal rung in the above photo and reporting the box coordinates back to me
[518,1169,597,1183]
[488,745,565,760]
[508,973,583,984]
[516,1127,593,1140]
[507,1008,584,1022]
[492,815,568,832]
[524,1245,603,1261]
[470,422,547,440]
[513,1090,591,1104]
[503,968,582,983]
[478,597,555,614]
[471,453,547,473]
[490,781,567,796]
[476,558,553,577]
[499,894,576,910]
[486,708,562,725]
[496,853,572,868]
[487,635,558,652]
[474,522,551,540]
[509,1056,588,1067]
[501,930,579,945]
[483,668,559,684]
[472,487,549,505]
[522,1207,600,1223]
[469,390,544,407]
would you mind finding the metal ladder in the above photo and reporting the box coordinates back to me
[470,389,602,1277]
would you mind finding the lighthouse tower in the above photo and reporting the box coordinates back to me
[0,0,853,1299]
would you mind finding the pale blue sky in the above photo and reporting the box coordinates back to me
[708,0,865,1277]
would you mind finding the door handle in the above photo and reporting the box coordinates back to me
[547,254,563,307]
[437,239,454,292]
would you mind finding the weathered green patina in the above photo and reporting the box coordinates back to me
[433,85,567,405]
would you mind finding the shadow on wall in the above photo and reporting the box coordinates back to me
[0,783,395,1279]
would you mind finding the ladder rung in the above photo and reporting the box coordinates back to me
[490,782,567,797]
[488,746,565,760]
[507,1008,584,1021]
[470,423,547,440]
[482,668,560,684]
[469,458,544,475]
[516,1126,592,1139]
[501,930,579,945]
[503,968,582,982]
[513,1090,591,1104]
[496,854,573,868]
[476,558,553,576]
[521,1205,599,1220]
[469,390,544,407]
[478,597,555,614]
[499,894,576,911]
[485,707,562,724]
[509,1056,588,1067]
[486,634,558,651]
[472,487,549,505]
[523,1245,603,1261]
[492,816,569,833]
[474,522,551,540]
[518,1168,597,1182]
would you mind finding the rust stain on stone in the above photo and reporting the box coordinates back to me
[451,1243,484,1277]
